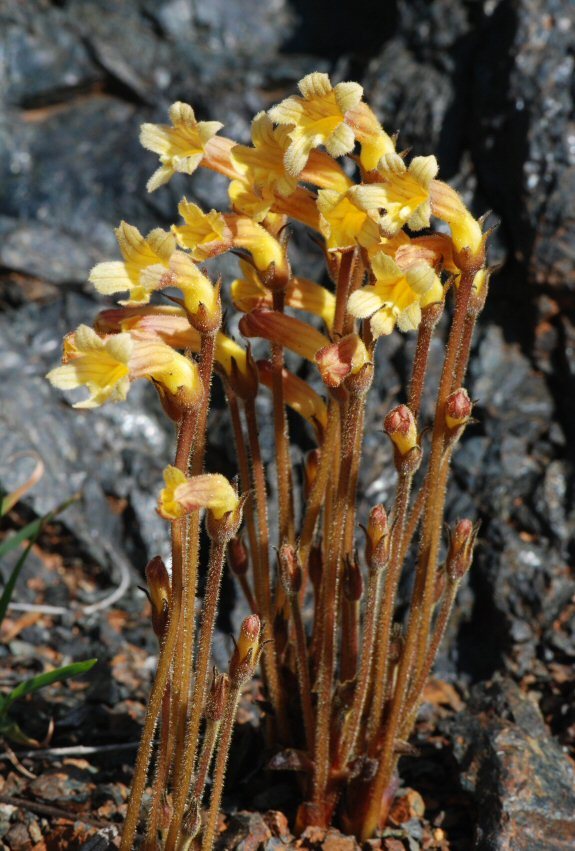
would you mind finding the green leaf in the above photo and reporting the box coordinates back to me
[0,494,79,560]
[0,495,80,629]
[0,717,41,746]
[0,659,97,716]
[0,540,35,630]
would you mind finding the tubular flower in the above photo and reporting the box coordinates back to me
[257,360,328,435]
[232,259,335,328]
[315,333,370,389]
[429,180,485,260]
[48,325,202,412]
[231,112,299,198]
[348,251,443,337]
[350,152,438,235]
[47,325,132,408]
[89,222,176,305]
[94,304,252,390]
[345,100,396,172]
[173,200,232,261]
[173,201,287,277]
[317,188,381,251]
[239,308,329,363]
[140,102,223,192]
[268,72,363,176]
[158,467,239,521]
[162,251,220,325]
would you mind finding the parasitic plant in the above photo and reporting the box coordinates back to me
[47,73,493,847]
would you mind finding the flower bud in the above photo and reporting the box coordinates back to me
[315,333,371,391]
[343,555,363,602]
[445,388,472,431]
[222,343,259,402]
[227,535,249,577]
[364,504,390,572]
[278,543,302,596]
[205,671,230,722]
[230,614,262,684]
[446,518,478,582]
[205,492,246,544]
[384,405,417,455]
[145,555,171,640]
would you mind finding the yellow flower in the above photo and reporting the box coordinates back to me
[232,259,335,328]
[158,467,239,520]
[345,101,396,172]
[89,222,176,305]
[173,201,286,277]
[429,180,484,259]
[47,325,133,408]
[317,188,381,251]
[349,153,438,235]
[95,304,254,392]
[348,252,443,337]
[268,72,363,176]
[172,200,232,261]
[48,324,202,413]
[140,102,223,192]
[167,252,219,323]
[231,112,298,198]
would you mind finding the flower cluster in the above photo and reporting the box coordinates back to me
[47,72,491,850]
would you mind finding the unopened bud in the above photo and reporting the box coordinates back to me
[278,543,302,596]
[446,518,478,582]
[230,614,262,684]
[343,555,363,601]
[205,671,230,722]
[145,556,171,639]
[445,388,472,430]
[315,334,371,391]
[364,504,390,572]
[225,344,259,401]
[206,492,246,544]
[384,405,418,456]
[227,535,249,576]
[303,449,321,499]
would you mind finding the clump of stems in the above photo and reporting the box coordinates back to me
[47,73,493,847]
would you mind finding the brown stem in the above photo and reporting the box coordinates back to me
[338,567,380,767]
[366,471,413,745]
[121,387,199,850]
[244,399,289,740]
[408,303,442,420]
[200,685,241,851]
[332,249,357,337]
[361,268,477,840]
[288,591,315,750]
[143,684,172,849]
[312,391,366,819]
[120,519,184,851]
[298,401,340,569]
[170,333,217,809]
[271,289,295,545]
[166,535,228,849]
[402,579,459,732]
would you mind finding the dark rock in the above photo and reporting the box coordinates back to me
[451,676,575,849]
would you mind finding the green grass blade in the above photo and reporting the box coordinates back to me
[1,659,98,715]
[0,494,79,561]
